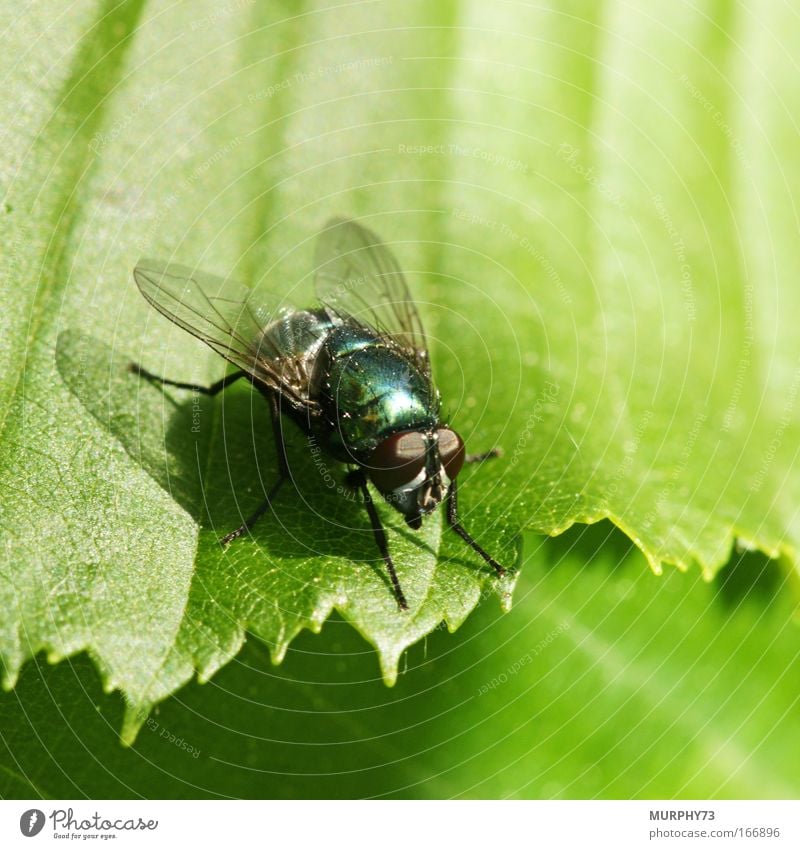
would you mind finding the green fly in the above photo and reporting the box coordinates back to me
[131,218,505,610]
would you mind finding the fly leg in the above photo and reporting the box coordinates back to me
[220,392,289,545]
[346,469,409,611]
[128,362,246,395]
[446,477,506,578]
[130,362,288,544]
[465,447,502,464]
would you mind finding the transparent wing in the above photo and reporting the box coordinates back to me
[313,217,431,380]
[133,259,322,412]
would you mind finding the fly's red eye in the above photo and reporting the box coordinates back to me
[437,428,465,480]
[368,432,427,492]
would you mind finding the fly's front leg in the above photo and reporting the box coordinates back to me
[446,477,506,578]
[347,469,409,611]
[465,447,502,464]
[129,362,247,396]
[220,392,289,545]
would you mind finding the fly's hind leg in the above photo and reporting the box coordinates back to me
[220,392,290,545]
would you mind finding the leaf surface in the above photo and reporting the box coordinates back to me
[1,0,798,739]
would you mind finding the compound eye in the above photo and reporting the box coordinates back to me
[437,428,465,480]
[368,431,427,492]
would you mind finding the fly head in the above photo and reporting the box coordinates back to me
[367,427,465,527]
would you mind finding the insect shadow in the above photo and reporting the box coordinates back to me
[55,329,436,586]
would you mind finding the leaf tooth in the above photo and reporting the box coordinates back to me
[269,622,292,665]
[1,664,19,691]
[270,638,290,666]
[310,593,340,633]
[121,701,150,747]
[374,641,402,688]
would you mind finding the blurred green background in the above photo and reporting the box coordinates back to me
[1,525,798,798]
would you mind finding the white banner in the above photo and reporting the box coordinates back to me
[1,800,798,848]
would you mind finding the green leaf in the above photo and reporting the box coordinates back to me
[2,0,800,743]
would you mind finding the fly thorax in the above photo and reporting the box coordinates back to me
[320,326,438,460]
[261,308,338,361]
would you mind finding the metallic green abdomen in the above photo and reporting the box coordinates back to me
[320,325,438,461]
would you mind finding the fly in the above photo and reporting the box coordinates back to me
[130,217,506,610]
